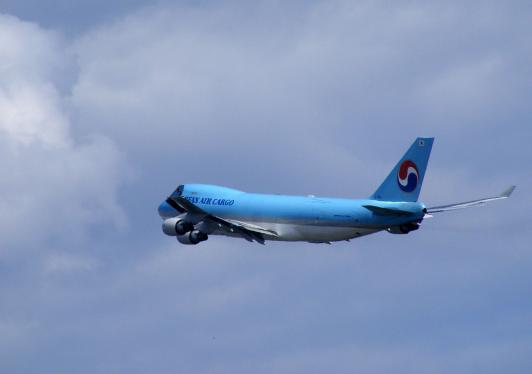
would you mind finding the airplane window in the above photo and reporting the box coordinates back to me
[176,185,184,196]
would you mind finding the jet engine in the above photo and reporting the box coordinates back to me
[162,217,194,236]
[386,222,421,234]
[177,230,209,245]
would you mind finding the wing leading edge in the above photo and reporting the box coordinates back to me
[166,196,279,244]
[427,186,516,214]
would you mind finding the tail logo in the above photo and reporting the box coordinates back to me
[397,160,419,192]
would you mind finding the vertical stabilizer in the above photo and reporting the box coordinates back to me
[371,137,434,202]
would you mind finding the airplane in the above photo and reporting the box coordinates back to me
[158,137,515,245]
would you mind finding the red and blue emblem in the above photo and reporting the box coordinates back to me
[397,160,419,192]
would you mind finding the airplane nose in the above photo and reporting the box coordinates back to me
[158,201,171,218]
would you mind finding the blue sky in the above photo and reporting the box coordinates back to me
[1,1,531,373]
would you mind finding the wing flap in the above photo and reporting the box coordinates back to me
[224,219,279,237]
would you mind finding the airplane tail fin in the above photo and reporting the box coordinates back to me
[371,137,434,202]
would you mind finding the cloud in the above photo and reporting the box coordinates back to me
[0,2,531,374]
[43,252,100,274]
[0,14,128,255]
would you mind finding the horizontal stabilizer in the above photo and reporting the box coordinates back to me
[362,205,416,216]
[427,186,516,213]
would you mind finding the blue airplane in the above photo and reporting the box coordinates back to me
[158,137,515,245]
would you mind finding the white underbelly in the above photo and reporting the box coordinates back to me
[214,221,381,243]
[275,223,379,242]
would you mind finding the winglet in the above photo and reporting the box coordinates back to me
[501,185,516,198]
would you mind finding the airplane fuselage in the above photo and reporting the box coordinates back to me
[158,184,426,243]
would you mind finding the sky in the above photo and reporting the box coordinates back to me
[1,0,531,373]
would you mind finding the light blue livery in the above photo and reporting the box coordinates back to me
[158,137,515,245]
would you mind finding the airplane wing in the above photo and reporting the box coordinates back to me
[426,186,515,214]
[165,196,279,244]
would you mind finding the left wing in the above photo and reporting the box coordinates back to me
[427,186,515,214]
[166,196,279,244]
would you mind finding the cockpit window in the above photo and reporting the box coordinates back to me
[175,185,184,196]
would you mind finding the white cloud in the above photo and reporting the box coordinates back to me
[0,14,128,256]
[0,3,531,374]
[43,252,100,274]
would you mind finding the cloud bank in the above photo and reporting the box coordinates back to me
[0,14,127,258]
[1,2,531,373]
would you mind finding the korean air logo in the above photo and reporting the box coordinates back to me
[397,160,419,192]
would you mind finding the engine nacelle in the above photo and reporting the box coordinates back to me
[386,222,420,235]
[177,230,209,245]
[162,217,194,236]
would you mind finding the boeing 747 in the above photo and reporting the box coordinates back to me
[158,138,514,245]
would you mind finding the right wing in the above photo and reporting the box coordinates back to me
[427,186,515,214]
